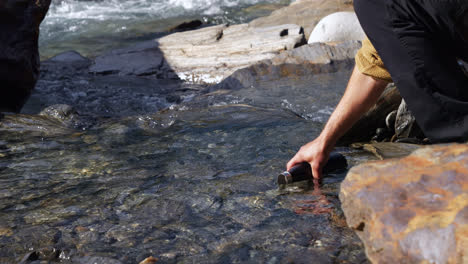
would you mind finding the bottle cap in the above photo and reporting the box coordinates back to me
[277,171,293,185]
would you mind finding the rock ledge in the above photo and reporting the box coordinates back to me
[340,144,468,264]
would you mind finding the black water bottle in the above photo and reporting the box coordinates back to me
[278,152,348,185]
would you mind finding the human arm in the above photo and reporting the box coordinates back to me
[286,65,389,178]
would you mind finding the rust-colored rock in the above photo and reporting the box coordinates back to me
[340,144,468,264]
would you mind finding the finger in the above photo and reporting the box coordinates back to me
[311,163,322,179]
[286,154,301,171]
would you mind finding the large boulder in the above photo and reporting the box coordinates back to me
[249,0,354,39]
[213,40,361,90]
[308,12,365,44]
[340,144,468,264]
[156,23,306,84]
[0,0,51,113]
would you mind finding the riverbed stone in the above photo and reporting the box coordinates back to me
[0,0,51,113]
[156,23,306,83]
[308,12,365,43]
[340,144,468,264]
[249,0,354,39]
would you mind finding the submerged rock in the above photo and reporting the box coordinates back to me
[156,23,306,83]
[0,0,51,112]
[308,12,365,44]
[340,144,468,264]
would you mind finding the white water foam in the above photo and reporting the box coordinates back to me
[46,0,285,20]
[40,0,290,57]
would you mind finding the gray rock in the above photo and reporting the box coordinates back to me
[156,23,306,84]
[0,0,51,112]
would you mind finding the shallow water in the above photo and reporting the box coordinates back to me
[0,66,374,262]
[39,0,291,59]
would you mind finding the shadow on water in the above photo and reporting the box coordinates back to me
[0,37,372,263]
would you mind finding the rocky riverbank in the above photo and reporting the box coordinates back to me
[1,0,467,263]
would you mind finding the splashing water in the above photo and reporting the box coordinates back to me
[39,0,292,58]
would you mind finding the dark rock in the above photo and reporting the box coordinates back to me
[0,0,51,113]
[340,144,468,263]
[19,251,39,264]
[371,127,392,142]
[156,23,305,83]
[170,20,203,32]
[89,40,179,79]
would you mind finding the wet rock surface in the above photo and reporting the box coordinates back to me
[23,50,205,117]
[1,45,370,263]
[0,0,51,112]
[89,41,179,79]
[340,144,468,264]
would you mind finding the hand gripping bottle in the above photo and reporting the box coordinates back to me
[278,152,347,185]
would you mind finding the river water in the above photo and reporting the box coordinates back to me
[39,0,292,58]
[0,0,373,263]
[0,61,373,262]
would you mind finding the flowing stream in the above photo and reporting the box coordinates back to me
[39,0,292,58]
[0,63,374,262]
[0,0,376,262]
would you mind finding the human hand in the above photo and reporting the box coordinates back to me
[286,138,332,179]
